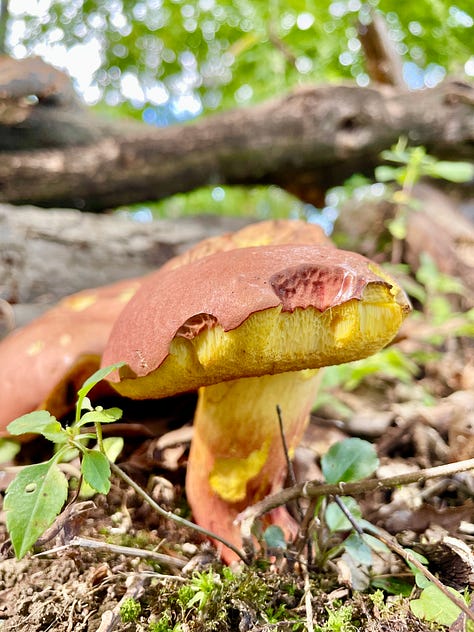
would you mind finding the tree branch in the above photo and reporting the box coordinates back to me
[0,57,472,211]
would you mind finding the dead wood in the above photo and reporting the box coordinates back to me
[0,57,473,211]
[0,203,251,337]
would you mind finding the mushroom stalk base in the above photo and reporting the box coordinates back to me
[185,368,321,562]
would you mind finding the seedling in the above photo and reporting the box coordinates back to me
[3,363,246,562]
[4,363,125,558]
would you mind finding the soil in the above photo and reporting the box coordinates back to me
[0,332,473,631]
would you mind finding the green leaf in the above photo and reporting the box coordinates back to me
[410,584,463,626]
[387,215,407,240]
[81,449,111,495]
[344,533,373,566]
[80,397,93,412]
[371,576,413,597]
[75,362,125,425]
[426,161,474,183]
[414,571,432,589]
[359,528,390,555]
[374,165,403,183]
[321,438,379,484]
[77,407,123,427]
[102,437,124,463]
[263,525,287,550]
[7,410,63,441]
[325,497,362,532]
[79,437,123,498]
[77,363,125,399]
[0,439,21,463]
[4,459,68,558]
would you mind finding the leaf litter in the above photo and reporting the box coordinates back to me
[0,330,473,630]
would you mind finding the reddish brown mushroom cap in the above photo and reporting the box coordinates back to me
[0,278,140,433]
[103,243,409,398]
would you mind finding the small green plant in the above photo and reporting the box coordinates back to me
[120,597,142,623]
[315,604,357,632]
[177,569,221,612]
[149,615,183,632]
[375,138,474,248]
[312,438,381,572]
[4,364,247,562]
[4,363,125,558]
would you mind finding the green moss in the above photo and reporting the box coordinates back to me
[120,597,141,623]
[145,565,303,631]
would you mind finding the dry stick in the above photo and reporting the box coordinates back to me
[333,496,474,625]
[109,461,248,563]
[35,536,188,569]
[276,404,303,520]
[237,457,474,537]
[293,497,319,559]
[301,559,315,632]
[276,406,314,632]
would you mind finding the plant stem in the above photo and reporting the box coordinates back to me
[95,421,104,453]
[109,461,248,563]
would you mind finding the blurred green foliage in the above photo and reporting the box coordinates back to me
[8,0,474,120]
[117,184,309,219]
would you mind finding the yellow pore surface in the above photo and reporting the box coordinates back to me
[115,282,406,400]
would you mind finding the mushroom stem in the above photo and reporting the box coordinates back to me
[185,369,322,562]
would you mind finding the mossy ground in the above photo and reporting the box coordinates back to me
[0,340,473,631]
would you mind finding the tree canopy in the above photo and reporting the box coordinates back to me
[6,0,474,118]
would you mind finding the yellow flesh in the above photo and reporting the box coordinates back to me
[115,283,405,400]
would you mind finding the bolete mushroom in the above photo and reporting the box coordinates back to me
[160,218,333,271]
[0,220,328,438]
[0,278,140,434]
[102,243,410,561]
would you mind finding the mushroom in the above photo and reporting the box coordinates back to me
[0,278,141,434]
[102,243,410,561]
[0,220,328,437]
[160,218,333,271]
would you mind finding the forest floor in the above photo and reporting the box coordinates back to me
[0,321,473,632]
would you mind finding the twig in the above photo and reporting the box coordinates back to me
[371,529,474,625]
[357,11,405,87]
[268,20,298,68]
[110,461,248,563]
[276,404,315,631]
[301,559,315,632]
[276,405,297,488]
[35,535,188,569]
[97,573,145,632]
[293,497,319,559]
[276,405,304,522]
[237,458,474,540]
[329,496,474,625]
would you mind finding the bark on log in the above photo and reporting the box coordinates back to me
[0,58,473,211]
[0,204,251,337]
